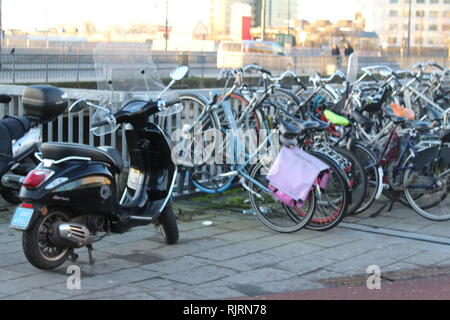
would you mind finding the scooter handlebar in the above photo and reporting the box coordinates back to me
[91,120,111,128]
[0,95,12,104]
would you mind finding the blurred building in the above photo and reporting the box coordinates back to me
[251,0,299,28]
[210,0,253,39]
[356,0,450,49]
[230,3,253,40]
[267,0,299,28]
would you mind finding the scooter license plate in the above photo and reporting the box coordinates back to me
[10,207,34,230]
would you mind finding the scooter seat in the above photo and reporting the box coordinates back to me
[40,143,124,172]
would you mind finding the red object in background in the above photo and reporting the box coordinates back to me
[242,16,252,40]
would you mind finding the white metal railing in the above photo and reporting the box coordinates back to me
[0,84,252,195]
[1,52,447,84]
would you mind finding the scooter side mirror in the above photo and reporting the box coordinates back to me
[157,66,190,100]
[170,66,189,81]
[69,99,89,113]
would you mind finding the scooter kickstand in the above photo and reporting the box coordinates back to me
[69,249,79,262]
[86,244,95,265]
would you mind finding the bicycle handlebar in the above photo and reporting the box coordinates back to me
[242,64,272,76]
[269,70,297,82]
[361,66,394,74]
[268,71,307,90]
[310,70,346,85]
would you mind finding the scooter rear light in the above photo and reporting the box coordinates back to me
[23,169,54,189]
[20,203,33,209]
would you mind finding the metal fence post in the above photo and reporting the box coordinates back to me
[45,53,49,83]
[76,54,80,83]
[200,54,205,88]
[201,55,204,82]
[12,52,15,83]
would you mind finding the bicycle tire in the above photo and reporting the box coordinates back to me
[403,153,450,221]
[247,162,316,233]
[172,93,221,168]
[332,146,368,215]
[305,151,351,231]
[350,143,383,215]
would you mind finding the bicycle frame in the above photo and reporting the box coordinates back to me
[397,77,445,114]
[191,93,278,197]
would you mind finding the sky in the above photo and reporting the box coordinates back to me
[3,0,357,31]
[298,0,357,22]
[3,0,211,31]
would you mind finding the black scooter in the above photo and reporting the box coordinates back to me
[10,66,188,270]
[0,87,68,205]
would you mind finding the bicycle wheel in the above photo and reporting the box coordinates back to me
[189,93,266,194]
[190,164,236,194]
[332,146,367,215]
[219,92,268,152]
[247,162,316,233]
[349,143,382,215]
[272,87,306,118]
[171,93,221,168]
[305,151,350,231]
[403,155,450,221]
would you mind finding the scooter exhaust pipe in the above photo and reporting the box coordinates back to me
[1,174,25,189]
[50,223,92,248]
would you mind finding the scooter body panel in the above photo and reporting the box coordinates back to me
[12,127,41,162]
[19,162,117,215]
[122,122,177,218]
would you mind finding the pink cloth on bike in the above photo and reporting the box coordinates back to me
[268,147,329,202]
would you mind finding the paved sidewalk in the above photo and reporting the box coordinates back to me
[0,195,450,300]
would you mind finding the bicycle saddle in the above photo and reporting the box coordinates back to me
[279,120,319,148]
[404,120,434,132]
[423,105,443,122]
[352,110,375,127]
[280,119,320,139]
[305,112,330,130]
[383,107,408,124]
[323,110,350,126]
[390,103,415,120]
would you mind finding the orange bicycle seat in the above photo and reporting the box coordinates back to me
[390,103,415,120]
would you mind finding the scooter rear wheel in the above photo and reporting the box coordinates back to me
[22,209,72,270]
[158,205,179,245]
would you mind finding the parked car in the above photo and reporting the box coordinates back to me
[217,40,294,73]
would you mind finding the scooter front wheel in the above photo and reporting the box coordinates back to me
[22,209,72,270]
[157,205,179,245]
